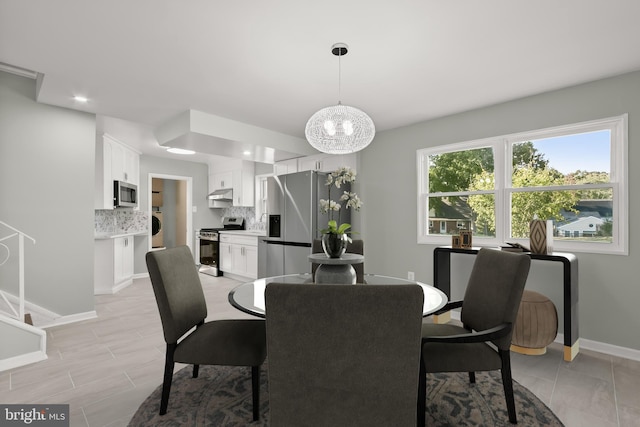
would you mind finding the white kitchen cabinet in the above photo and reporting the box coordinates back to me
[220,242,233,272]
[109,135,139,185]
[94,235,135,294]
[95,134,140,209]
[209,171,233,191]
[113,236,134,284]
[297,153,357,173]
[273,158,299,175]
[219,233,258,280]
[208,159,255,207]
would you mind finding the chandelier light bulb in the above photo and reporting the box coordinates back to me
[324,120,336,136]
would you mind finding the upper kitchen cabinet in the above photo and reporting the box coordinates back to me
[208,159,255,207]
[273,158,299,175]
[110,138,139,185]
[209,171,233,191]
[297,153,357,173]
[95,134,141,209]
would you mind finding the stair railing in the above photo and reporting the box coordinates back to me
[0,221,36,322]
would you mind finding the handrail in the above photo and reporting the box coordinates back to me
[0,221,36,323]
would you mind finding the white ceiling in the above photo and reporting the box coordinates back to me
[2,0,640,161]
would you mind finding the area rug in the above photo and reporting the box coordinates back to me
[129,364,563,426]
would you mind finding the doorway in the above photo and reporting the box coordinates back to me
[148,173,193,252]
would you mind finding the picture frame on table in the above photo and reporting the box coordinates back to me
[460,231,472,248]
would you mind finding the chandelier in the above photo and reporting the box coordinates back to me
[305,43,375,154]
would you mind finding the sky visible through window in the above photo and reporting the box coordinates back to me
[529,130,610,174]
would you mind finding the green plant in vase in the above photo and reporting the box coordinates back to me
[319,167,363,258]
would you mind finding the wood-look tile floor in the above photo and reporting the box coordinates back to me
[2,275,639,426]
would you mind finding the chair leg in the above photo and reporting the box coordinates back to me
[252,365,260,421]
[160,343,177,415]
[193,364,200,378]
[499,349,517,424]
[417,356,426,427]
[468,371,476,384]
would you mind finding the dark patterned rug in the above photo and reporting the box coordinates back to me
[129,364,563,426]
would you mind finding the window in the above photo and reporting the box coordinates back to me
[417,115,628,255]
[255,174,271,225]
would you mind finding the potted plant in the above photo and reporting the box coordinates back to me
[319,167,362,257]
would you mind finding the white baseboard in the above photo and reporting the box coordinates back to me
[2,292,97,329]
[0,350,48,372]
[133,272,149,280]
[448,310,640,362]
[40,311,97,329]
[2,292,59,322]
[558,334,640,362]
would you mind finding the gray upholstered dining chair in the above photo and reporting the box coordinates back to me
[418,248,531,425]
[265,282,424,427]
[311,238,364,283]
[145,246,267,419]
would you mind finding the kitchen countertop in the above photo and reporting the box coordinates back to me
[218,230,266,237]
[94,231,147,240]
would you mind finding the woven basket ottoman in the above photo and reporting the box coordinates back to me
[511,290,558,355]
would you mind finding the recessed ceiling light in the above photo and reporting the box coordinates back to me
[73,96,88,103]
[166,147,195,155]
[243,150,251,156]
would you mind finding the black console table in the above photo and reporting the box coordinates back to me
[433,246,579,361]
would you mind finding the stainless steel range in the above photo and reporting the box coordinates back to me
[197,217,244,276]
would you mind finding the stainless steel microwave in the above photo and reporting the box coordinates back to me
[114,180,138,208]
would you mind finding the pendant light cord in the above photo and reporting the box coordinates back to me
[338,49,342,105]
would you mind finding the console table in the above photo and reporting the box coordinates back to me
[433,246,579,361]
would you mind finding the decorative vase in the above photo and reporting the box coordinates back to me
[322,233,348,258]
[530,219,554,254]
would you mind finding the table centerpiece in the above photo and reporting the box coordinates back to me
[320,167,362,258]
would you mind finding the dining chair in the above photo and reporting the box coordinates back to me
[311,238,364,282]
[145,246,267,419]
[418,248,531,425]
[265,282,424,427]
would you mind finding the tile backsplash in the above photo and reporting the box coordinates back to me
[95,209,148,234]
[221,206,265,231]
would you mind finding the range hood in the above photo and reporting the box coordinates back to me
[208,188,233,201]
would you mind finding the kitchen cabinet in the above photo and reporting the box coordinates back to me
[94,235,135,294]
[297,153,357,173]
[273,158,299,175]
[95,134,140,209]
[113,236,134,285]
[208,159,255,207]
[110,140,139,185]
[209,171,233,191]
[219,233,258,280]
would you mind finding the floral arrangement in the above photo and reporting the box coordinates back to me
[319,167,363,240]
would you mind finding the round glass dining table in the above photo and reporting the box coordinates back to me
[228,273,448,318]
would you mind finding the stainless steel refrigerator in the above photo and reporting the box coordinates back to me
[260,170,350,277]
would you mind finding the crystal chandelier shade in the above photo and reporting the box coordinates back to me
[305,103,375,154]
[305,43,375,154]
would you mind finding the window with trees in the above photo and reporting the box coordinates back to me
[417,115,628,255]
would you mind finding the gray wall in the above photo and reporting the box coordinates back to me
[136,155,221,274]
[359,70,640,351]
[0,71,95,316]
